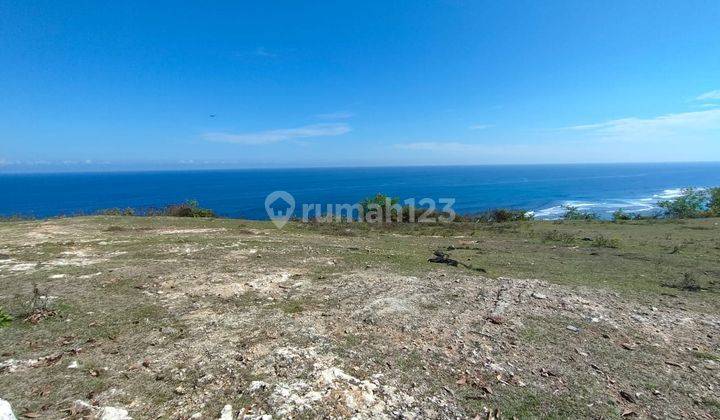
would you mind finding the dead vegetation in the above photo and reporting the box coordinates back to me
[21,284,57,324]
[663,272,704,292]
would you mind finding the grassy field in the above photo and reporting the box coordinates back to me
[293,216,720,295]
[1,216,719,418]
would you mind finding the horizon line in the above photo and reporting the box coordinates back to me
[1,160,720,176]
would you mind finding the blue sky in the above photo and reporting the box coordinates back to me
[1,1,719,171]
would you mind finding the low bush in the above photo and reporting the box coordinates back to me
[663,273,702,292]
[562,205,599,221]
[542,230,575,244]
[0,307,12,328]
[612,209,633,221]
[406,206,459,223]
[476,208,533,223]
[593,235,621,248]
[98,207,136,216]
[358,194,456,223]
[635,212,663,220]
[22,284,56,324]
[164,200,216,218]
[98,200,216,218]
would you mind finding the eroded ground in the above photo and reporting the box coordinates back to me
[1,217,719,419]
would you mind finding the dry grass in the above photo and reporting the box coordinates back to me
[0,216,718,418]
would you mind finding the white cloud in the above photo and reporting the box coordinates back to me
[396,142,486,152]
[468,124,493,130]
[562,109,720,142]
[697,90,720,101]
[315,111,354,120]
[392,142,573,163]
[254,47,277,58]
[202,123,351,145]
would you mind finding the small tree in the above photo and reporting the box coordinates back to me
[359,194,400,222]
[612,209,633,221]
[657,188,708,219]
[563,205,599,221]
[709,187,720,217]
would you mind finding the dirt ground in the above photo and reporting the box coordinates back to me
[1,216,719,419]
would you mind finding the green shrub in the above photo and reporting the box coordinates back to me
[360,194,401,222]
[612,209,633,221]
[658,188,709,219]
[98,207,136,216]
[355,195,461,223]
[593,235,620,248]
[562,205,599,221]
[399,205,438,222]
[99,202,216,218]
[477,208,533,223]
[612,209,661,221]
[542,230,575,244]
[164,200,216,218]
[663,273,702,292]
[634,212,663,220]
[0,307,12,327]
[709,187,720,217]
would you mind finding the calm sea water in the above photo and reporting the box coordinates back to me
[2,163,719,220]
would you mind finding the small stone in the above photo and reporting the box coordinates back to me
[67,360,79,369]
[621,343,637,351]
[630,314,647,323]
[174,386,186,395]
[219,404,233,420]
[566,325,580,332]
[71,400,94,416]
[248,381,268,392]
[0,397,17,420]
[619,390,636,403]
[531,292,547,299]
[98,406,131,420]
[160,327,178,335]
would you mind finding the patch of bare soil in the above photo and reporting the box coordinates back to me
[126,264,719,418]
[1,219,718,419]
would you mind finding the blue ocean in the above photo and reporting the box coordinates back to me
[2,162,719,220]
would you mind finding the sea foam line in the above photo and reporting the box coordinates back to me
[530,187,698,220]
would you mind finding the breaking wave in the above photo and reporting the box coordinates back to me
[530,188,695,220]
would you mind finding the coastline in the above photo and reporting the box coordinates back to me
[2,162,720,220]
